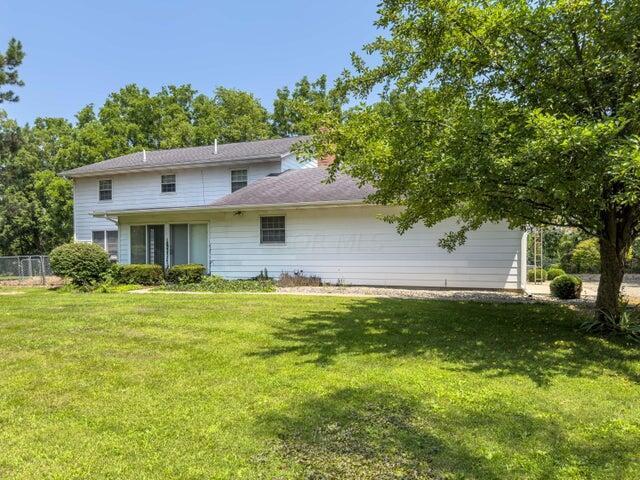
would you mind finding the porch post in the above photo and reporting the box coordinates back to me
[164,223,170,269]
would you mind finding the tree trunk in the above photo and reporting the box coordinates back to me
[595,237,626,322]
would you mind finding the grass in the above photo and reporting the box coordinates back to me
[0,288,638,479]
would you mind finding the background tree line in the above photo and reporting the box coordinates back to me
[529,228,640,275]
[0,77,342,255]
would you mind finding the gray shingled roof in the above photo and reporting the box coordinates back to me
[61,136,311,177]
[210,167,375,207]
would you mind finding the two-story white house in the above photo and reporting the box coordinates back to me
[61,136,527,290]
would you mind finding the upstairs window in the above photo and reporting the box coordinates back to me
[161,174,176,193]
[98,179,112,201]
[231,169,248,192]
[260,216,285,244]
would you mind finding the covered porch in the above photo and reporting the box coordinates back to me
[97,209,214,272]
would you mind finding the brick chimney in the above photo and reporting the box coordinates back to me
[318,154,335,167]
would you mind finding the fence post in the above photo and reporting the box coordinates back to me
[40,256,46,285]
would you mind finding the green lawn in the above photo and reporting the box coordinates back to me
[0,289,638,479]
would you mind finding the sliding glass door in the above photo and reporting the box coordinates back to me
[147,225,165,266]
[170,224,189,266]
[130,225,146,264]
[130,223,207,269]
[130,224,165,266]
[189,224,208,267]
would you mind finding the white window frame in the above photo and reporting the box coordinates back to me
[161,174,176,194]
[231,169,248,192]
[92,229,118,259]
[260,215,286,245]
[98,179,112,201]
[128,222,209,271]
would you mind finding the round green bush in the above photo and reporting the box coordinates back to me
[527,267,547,282]
[549,274,583,299]
[572,238,600,273]
[166,264,206,284]
[546,267,566,281]
[120,264,164,285]
[50,242,110,286]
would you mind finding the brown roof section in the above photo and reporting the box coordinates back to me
[210,167,375,207]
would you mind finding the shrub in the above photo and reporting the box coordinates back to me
[278,270,322,287]
[166,264,206,284]
[572,238,600,273]
[50,242,110,286]
[164,275,276,292]
[120,264,164,285]
[527,267,547,282]
[550,274,583,299]
[546,267,566,281]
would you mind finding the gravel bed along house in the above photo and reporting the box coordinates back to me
[276,285,594,305]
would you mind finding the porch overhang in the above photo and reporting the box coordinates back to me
[91,199,367,218]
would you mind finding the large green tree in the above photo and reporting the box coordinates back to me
[272,75,345,137]
[0,38,24,103]
[307,0,640,327]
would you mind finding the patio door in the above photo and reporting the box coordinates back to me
[147,225,165,266]
[170,224,189,266]
[189,224,208,268]
[169,223,208,270]
[130,223,206,269]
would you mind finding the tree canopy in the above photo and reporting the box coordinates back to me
[272,75,344,137]
[306,0,640,323]
[0,38,24,103]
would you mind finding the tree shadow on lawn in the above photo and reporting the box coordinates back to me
[259,386,637,479]
[253,298,640,386]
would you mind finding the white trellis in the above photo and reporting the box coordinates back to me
[529,228,544,284]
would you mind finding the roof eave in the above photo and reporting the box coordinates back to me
[92,199,368,217]
[60,154,286,178]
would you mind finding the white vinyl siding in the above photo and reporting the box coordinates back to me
[73,161,280,243]
[209,207,525,290]
[281,153,317,170]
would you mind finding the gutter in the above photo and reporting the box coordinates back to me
[91,199,372,217]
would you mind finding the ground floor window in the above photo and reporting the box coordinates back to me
[130,223,207,268]
[260,216,285,244]
[92,230,118,259]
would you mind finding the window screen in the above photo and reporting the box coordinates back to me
[106,231,118,257]
[231,169,248,192]
[260,216,285,244]
[98,179,112,201]
[92,230,105,247]
[130,225,147,264]
[92,230,118,259]
[161,174,176,193]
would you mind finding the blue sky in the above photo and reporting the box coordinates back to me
[0,0,379,125]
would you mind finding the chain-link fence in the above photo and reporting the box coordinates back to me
[0,256,52,285]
